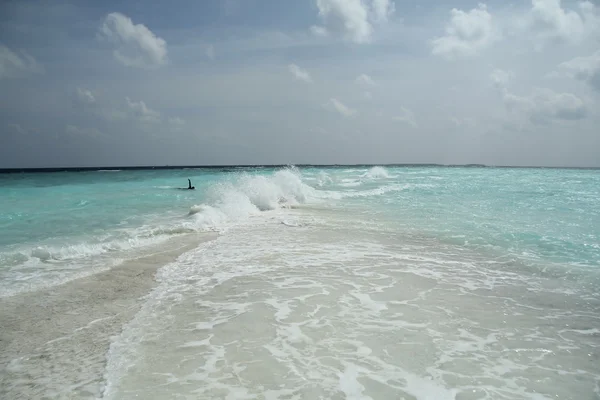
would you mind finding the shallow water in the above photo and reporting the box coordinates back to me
[1,166,599,399]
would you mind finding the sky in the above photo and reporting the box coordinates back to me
[1,0,599,167]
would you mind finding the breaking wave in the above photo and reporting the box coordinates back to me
[187,168,317,231]
[362,166,391,179]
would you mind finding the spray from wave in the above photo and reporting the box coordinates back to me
[315,171,334,187]
[362,166,391,179]
[187,167,317,231]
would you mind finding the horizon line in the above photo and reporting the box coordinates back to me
[1,163,599,173]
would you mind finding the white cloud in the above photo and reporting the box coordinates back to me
[431,1,598,57]
[328,98,356,117]
[125,97,161,123]
[503,88,587,124]
[76,87,96,105]
[431,4,498,59]
[393,106,417,127]
[310,25,329,37]
[527,0,599,46]
[314,0,372,43]
[558,50,600,91]
[288,63,313,83]
[313,0,395,44]
[371,0,395,23]
[3,1,600,168]
[490,68,588,124]
[356,73,376,86]
[70,89,181,130]
[65,124,102,138]
[98,12,168,69]
[0,44,44,79]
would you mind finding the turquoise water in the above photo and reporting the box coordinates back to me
[342,167,600,268]
[2,166,600,399]
[1,166,598,297]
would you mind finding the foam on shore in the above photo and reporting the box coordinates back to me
[0,233,216,399]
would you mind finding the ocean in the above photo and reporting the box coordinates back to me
[0,165,599,399]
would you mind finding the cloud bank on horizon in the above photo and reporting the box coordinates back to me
[1,0,599,167]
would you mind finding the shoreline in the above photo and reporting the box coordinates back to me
[0,233,216,400]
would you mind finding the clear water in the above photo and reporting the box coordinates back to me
[0,168,268,296]
[1,166,599,399]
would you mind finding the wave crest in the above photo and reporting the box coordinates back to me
[188,167,316,231]
[362,166,391,179]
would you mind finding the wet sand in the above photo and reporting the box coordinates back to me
[0,233,216,400]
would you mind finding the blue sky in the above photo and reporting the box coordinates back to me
[1,0,599,167]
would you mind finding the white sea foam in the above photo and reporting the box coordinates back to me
[316,171,334,187]
[101,206,600,400]
[339,178,362,187]
[0,228,194,297]
[185,168,318,232]
[362,166,391,179]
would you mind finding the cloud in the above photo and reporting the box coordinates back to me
[310,25,329,37]
[288,63,313,83]
[98,12,168,69]
[490,68,513,90]
[327,98,356,117]
[75,87,96,105]
[430,1,598,57]
[70,88,181,131]
[558,50,600,91]
[527,0,599,46]
[65,124,102,138]
[489,69,588,124]
[2,1,600,168]
[451,116,477,127]
[371,0,395,23]
[222,0,243,16]
[125,97,161,123]
[393,106,417,127]
[72,88,116,120]
[206,44,215,60]
[312,0,395,44]
[503,88,587,124]
[356,73,376,86]
[0,44,44,79]
[7,123,27,135]
[431,3,498,59]
[168,117,185,128]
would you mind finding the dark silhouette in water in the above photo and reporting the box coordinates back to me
[176,179,195,190]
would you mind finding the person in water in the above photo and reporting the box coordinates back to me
[187,179,195,190]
